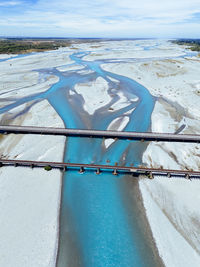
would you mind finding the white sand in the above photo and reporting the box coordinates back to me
[56,64,84,72]
[0,167,61,267]
[102,56,200,120]
[140,94,200,266]
[0,99,65,267]
[140,177,200,267]
[110,91,138,111]
[0,54,18,59]
[83,40,186,61]
[0,72,59,100]
[75,77,111,115]
[105,116,129,148]
[0,50,72,73]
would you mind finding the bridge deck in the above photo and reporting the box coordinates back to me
[0,125,199,179]
[0,159,199,179]
[0,125,200,143]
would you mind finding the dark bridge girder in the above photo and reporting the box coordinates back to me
[0,159,200,179]
[0,125,200,143]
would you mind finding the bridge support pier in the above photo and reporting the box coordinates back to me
[148,172,154,179]
[30,164,34,169]
[113,169,118,176]
[96,168,101,175]
[62,166,67,173]
[79,166,85,173]
[185,174,191,180]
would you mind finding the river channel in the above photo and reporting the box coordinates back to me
[52,52,161,267]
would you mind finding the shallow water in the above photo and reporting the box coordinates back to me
[54,52,159,266]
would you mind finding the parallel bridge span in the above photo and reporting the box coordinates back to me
[0,159,200,179]
[0,125,200,143]
[1,125,200,179]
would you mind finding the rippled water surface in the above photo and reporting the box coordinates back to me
[54,52,158,266]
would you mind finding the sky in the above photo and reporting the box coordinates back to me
[0,0,200,38]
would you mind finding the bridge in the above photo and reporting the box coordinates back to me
[0,125,200,179]
[0,125,200,143]
[0,158,200,179]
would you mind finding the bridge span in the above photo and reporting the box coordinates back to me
[0,159,199,179]
[0,125,200,143]
[0,125,200,179]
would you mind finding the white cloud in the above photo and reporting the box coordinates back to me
[0,1,22,7]
[0,0,200,37]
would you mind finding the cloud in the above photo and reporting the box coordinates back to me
[0,1,22,7]
[0,0,200,37]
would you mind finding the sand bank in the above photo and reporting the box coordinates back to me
[0,98,65,267]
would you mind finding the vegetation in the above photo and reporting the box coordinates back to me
[0,38,72,54]
[172,39,200,52]
[0,37,108,54]
[44,165,52,171]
